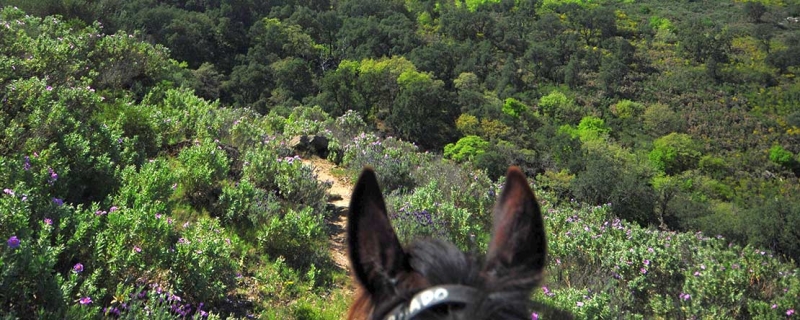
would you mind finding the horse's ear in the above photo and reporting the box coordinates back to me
[348,167,407,298]
[484,167,547,278]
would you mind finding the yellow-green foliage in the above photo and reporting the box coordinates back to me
[559,116,611,142]
[541,0,600,9]
[456,0,501,11]
[734,0,786,6]
[456,114,480,136]
[502,97,528,118]
[443,135,489,162]
[480,118,510,139]
[611,99,645,119]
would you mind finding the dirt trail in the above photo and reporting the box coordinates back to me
[300,157,352,272]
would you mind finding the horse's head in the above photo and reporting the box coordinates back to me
[347,166,548,320]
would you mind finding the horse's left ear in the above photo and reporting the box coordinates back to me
[348,167,408,299]
[484,167,547,279]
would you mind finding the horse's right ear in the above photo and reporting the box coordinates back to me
[484,167,547,280]
[348,167,407,299]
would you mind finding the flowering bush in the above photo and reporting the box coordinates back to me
[538,200,800,319]
[176,140,230,207]
[241,145,329,213]
[171,218,240,304]
[341,132,431,192]
[257,207,329,272]
[388,179,492,251]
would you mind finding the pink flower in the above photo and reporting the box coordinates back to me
[73,263,84,273]
[531,312,539,320]
[44,218,52,225]
[788,309,795,316]
[79,297,92,305]
[133,246,141,253]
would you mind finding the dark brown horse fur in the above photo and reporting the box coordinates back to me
[347,166,567,320]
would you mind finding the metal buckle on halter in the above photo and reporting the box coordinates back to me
[383,285,481,320]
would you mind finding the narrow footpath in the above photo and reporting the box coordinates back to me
[300,157,352,272]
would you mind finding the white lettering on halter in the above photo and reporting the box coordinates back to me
[407,288,449,314]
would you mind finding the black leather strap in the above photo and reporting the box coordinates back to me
[383,285,482,320]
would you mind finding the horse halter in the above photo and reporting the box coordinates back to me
[382,285,483,320]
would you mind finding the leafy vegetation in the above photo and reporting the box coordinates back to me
[1,0,799,318]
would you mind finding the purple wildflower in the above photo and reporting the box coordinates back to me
[133,246,141,253]
[7,236,20,249]
[109,206,118,212]
[576,301,584,307]
[48,168,58,184]
[3,188,14,195]
[788,309,795,316]
[23,156,31,170]
[44,218,52,225]
[73,263,84,273]
[640,268,647,274]
[52,198,64,206]
[531,312,539,320]
[680,293,691,301]
[79,297,92,305]
[772,304,778,309]
[95,210,107,216]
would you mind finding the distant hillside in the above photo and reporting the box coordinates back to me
[1,2,799,319]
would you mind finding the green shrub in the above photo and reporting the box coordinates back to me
[649,133,702,175]
[769,145,796,169]
[257,207,328,272]
[241,145,329,213]
[443,135,489,162]
[171,218,240,304]
[176,140,230,206]
[219,180,281,227]
[502,97,529,118]
[341,133,429,192]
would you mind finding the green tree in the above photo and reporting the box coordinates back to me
[677,18,731,64]
[444,135,490,162]
[649,133,702,175]
[743,1,767,23]
[389,70,457,149]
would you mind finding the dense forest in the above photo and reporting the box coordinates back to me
[1,0,799,318]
